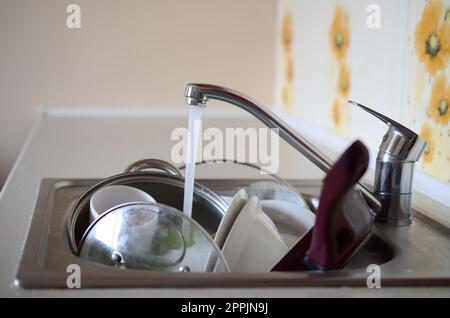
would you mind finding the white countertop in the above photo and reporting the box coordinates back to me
[1,111,449,297]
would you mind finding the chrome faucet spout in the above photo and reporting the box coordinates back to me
[185,83,382,213]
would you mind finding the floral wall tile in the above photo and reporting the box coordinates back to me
[275,0,449,185]
[404,0,450,184]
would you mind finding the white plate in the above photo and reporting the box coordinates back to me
[261,200,315,248]
[214,189,248,249]
[221,197,288,273]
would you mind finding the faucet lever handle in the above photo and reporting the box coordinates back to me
[349,101,404,127]
[349,101,426,162]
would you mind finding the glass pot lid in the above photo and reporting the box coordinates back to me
[77,202,229,273]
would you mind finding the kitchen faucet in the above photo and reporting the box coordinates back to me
[185,83,427,226]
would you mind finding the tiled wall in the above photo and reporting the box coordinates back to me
[275,0,450,184]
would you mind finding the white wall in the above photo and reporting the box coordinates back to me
[0,0,277,187]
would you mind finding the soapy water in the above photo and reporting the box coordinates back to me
[183,105,203,219]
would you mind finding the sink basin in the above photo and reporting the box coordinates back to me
[15,178,450,288]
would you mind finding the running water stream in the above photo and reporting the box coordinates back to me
[182,105,203,219]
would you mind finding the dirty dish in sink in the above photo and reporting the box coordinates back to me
[221,197,288,272]
[261,200,315,247]
[78,202,229,273]
[67,159,229,253]
[219,195,315,248]
[214,189,248,249]
[241,181,308,209]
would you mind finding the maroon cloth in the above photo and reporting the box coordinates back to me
[272,140,371,272]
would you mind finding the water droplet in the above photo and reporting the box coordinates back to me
[111,251,124,265]
[178,265,190,272]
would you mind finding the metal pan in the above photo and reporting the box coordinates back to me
[66,159,229,254]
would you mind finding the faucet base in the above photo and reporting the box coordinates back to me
[373,216,412,227]
[373,191,412,226]
[373,192,413,226]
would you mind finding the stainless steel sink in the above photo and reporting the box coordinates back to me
[15,178,450,288]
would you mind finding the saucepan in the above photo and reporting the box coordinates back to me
[66,159,229,265]
[77,201,229,272]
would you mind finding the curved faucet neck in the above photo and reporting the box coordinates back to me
[185,83,382,213]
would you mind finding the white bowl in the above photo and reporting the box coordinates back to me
[261,200,315,248]
[89,185,156,222]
